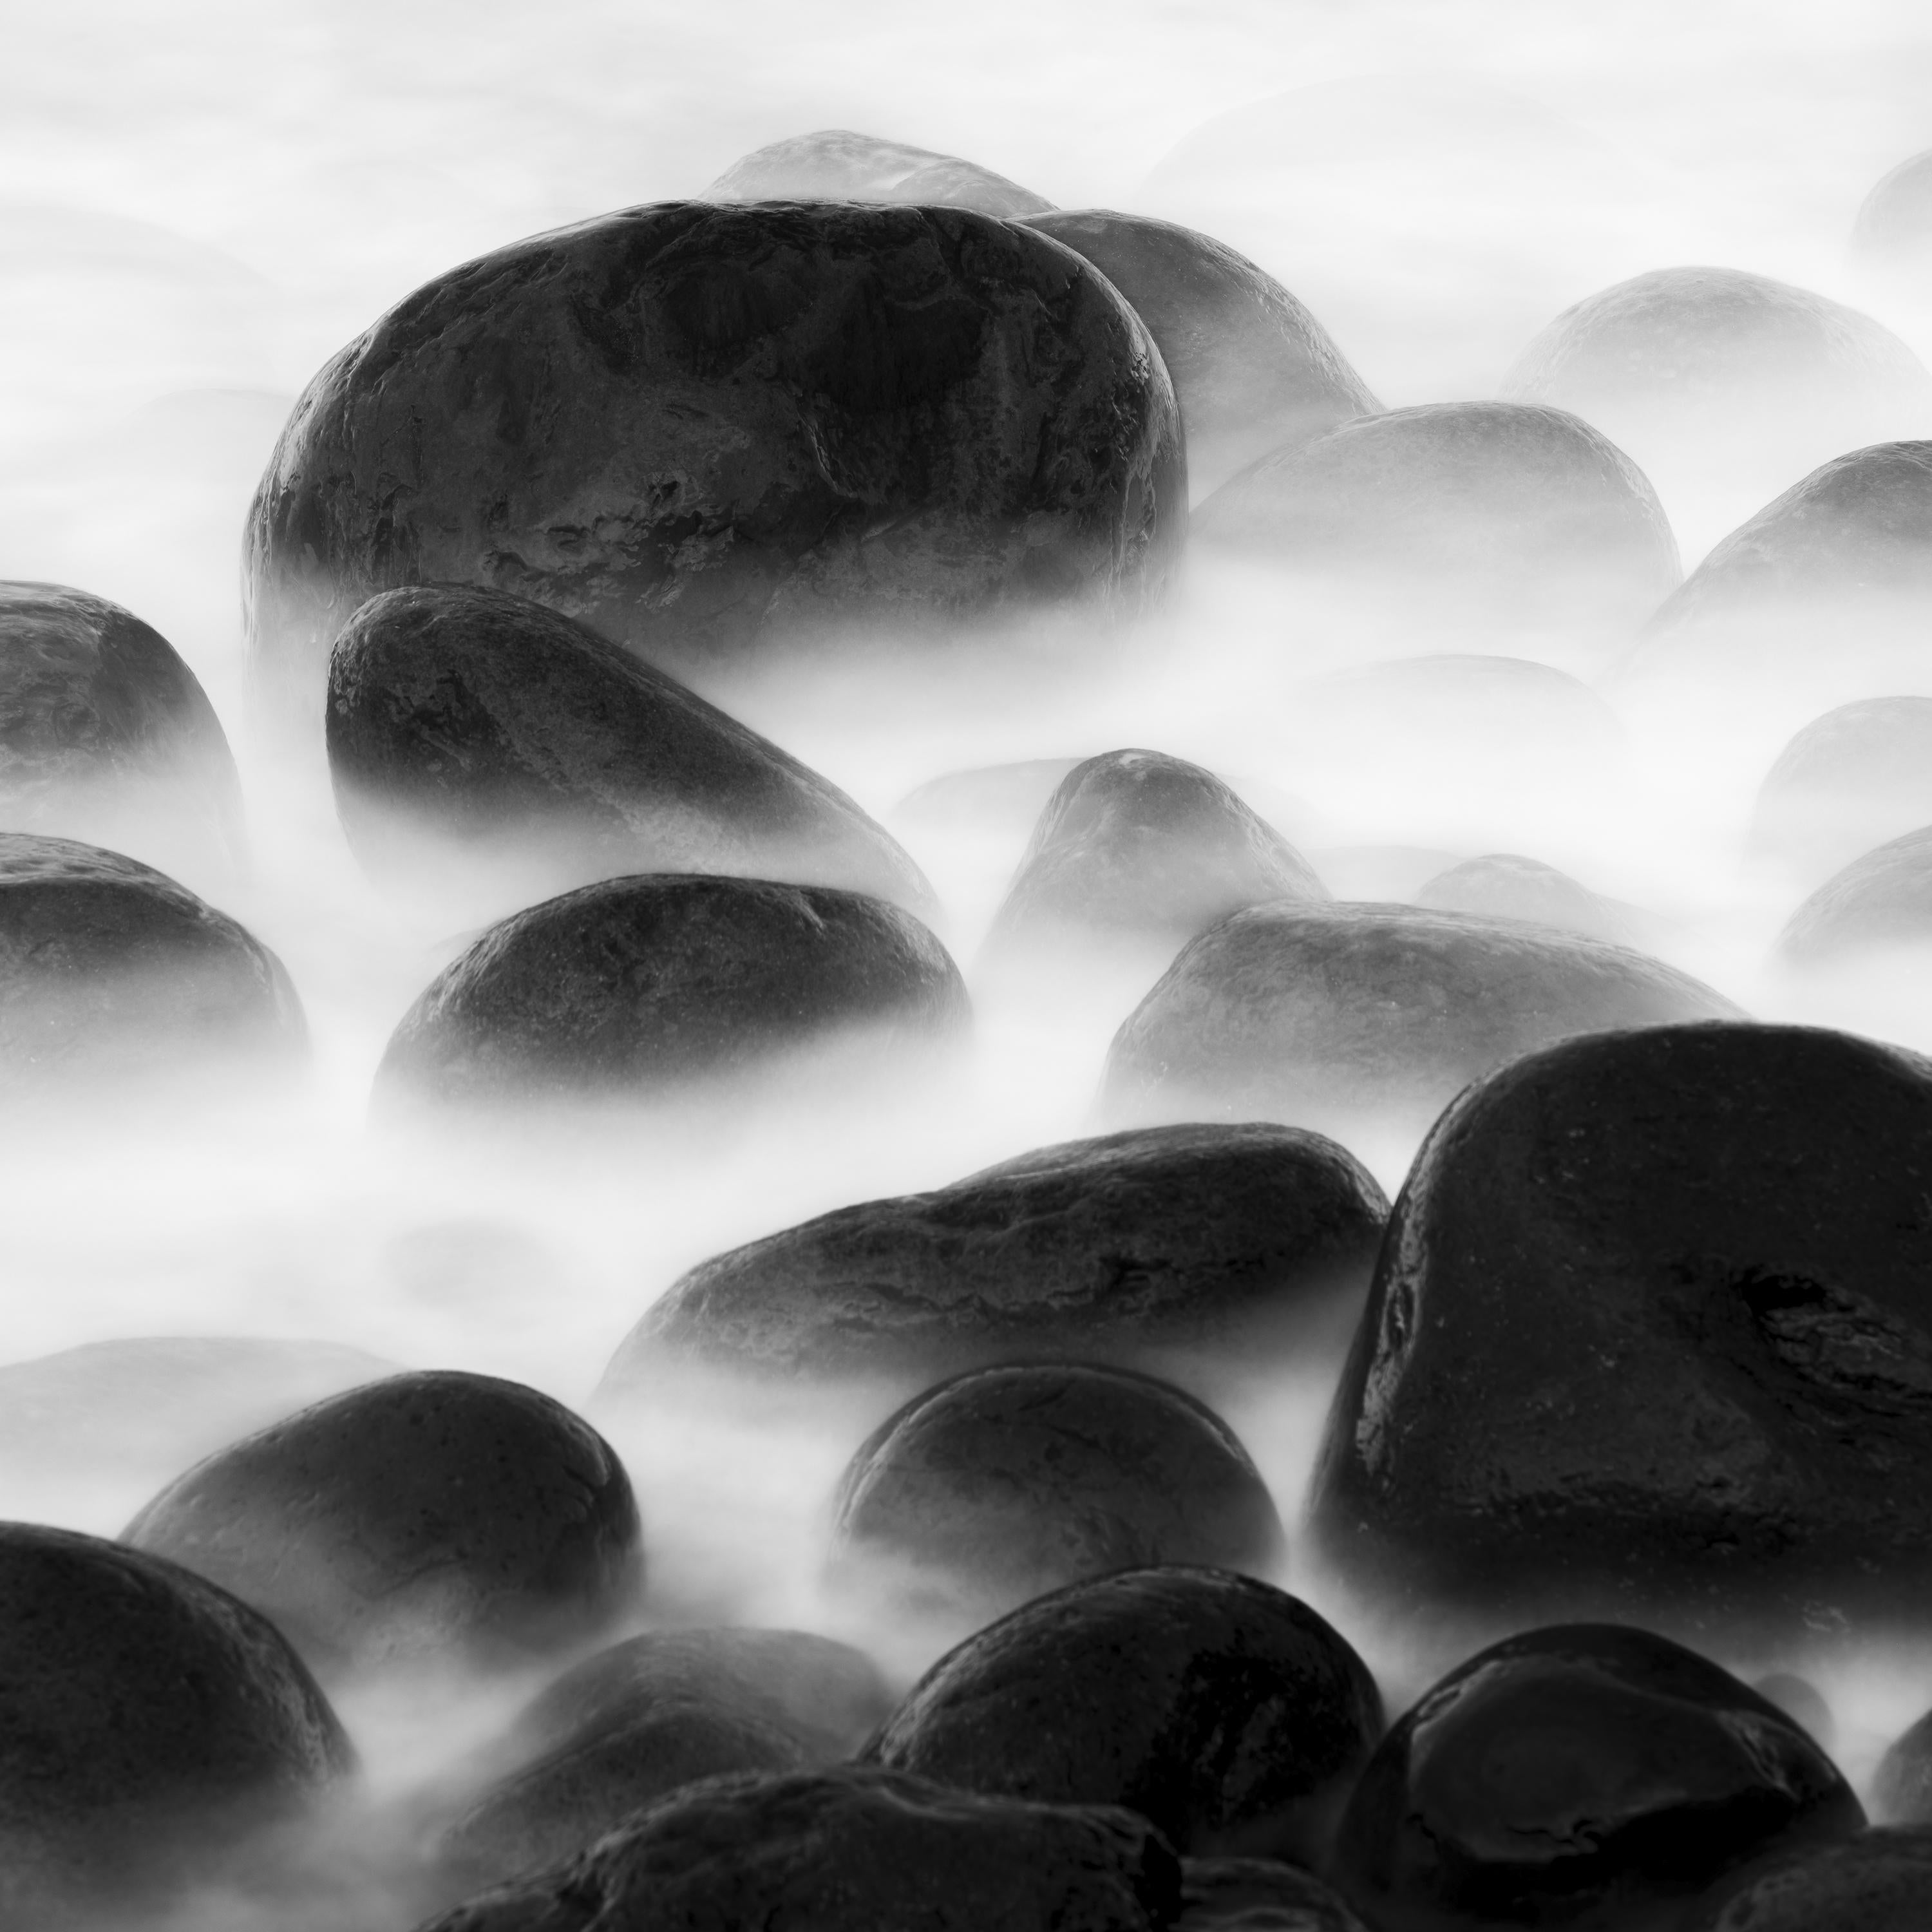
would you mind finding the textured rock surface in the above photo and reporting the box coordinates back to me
[1309,1022,1932,1636]
[1690,1830,1932,1931]
[1100,901,1738,1140]
[1413,853,1623,942]
[1022,210,1378,497]
[706,129,1053,216]
[1332,1624,1862,1932]
[415,1766,1181,1932]
[601,1122,1388,1393]
[0,832,305,1083]
[1750,697,1932,883]
[327,585,933,914]
[375,873,969,1111]
[1179,1857,1371,1932]
[125,1370,642,1679]
[1774,827,1932,967]
[828,1364,1285,1617]
[245,202,1183,721]
[867,1566,1381,1864]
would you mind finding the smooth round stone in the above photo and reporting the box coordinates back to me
[1021,210,1379,498]
[1332,1624,1862,1932]
[1690,1830,1932,1931]
[1413,854,1624,943]
[0,1523,350,1918]
[1873,1705,1932,1823]
[1855,151,1932,273]
[1179,1858,1370,1932]
[866,1566,1382,1864]
[601,1122,1388,1395]
[0,832,304,1086]
[327,585,934,916]
[706,129,1053,216]
[1774,828,1932,969]
[828,1365,1285,1618]
[1309,1022,1932,1636]
[374,873,969,1112]
[413,1766,1181,1932]
[124,1370,642,1680]
[1750,697,1932,884]
[1099,902,1738,1142]
[245,203,1182,723]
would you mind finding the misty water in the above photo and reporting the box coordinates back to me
[6,0,1932,1923]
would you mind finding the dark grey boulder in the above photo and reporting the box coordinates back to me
[326,584,933,914]
[1750,697,1932,884]
[828,1364,1285,1620]
[1874,1707,1932,1823]
[1021,210,1378,498]
[1309,1022,1932,1638]
[1179,1857,1370,1932]
[866,1566,1381,1866]
[1855,151,1932,274]
[245,202,1182,723]
[1690,1830,1932,1932]
[374,873,968,1112]
[706,129,1054,216]
[1413,853,1624,942]
[1774,826,1932,968]
[1100,901,1739,1142]
[600,1122,1388,1396]
[124,1370,642,1681]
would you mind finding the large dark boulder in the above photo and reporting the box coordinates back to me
[1179,1858,1370,1932]
[599,1122,1388,1396]
[706,129,1054,217]
[1332,1624,1862,1932]
[124,1370,642,1680]
[0,832,305,1085]
[1099,902,1739,1143]
[1309,1022,1932,1638]
[1774,827,1932,969]
[413,1766,1181,1932]
[828,1365,1285,1620]
[326,584,933,915]
[1021,211,1378,497]
[1412,853,1623,942]
[866,1566,1381,1865]
[1749,697,1932,884]
[1689,1830,1932,1931]
[374,873,967,1112]
[0,1523,350,1919]
[245,202,1183,723]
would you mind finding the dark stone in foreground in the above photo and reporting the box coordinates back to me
[0,833,305,1083]
[1179,1857,1371,1932]
[1690,1829,1932,1929]
[1413,853,1622,942]
[246,202,1182,721]
[375,873,969,1111]
[415,1766,1180,1932]
[829,1364,1285,1617]
[706,128,1054,216]
[327,585,933,913]
[1310,1023,1932,1636]
[1775,826,1932,966]
[601,1122,1388,1394]
[1332,1624,1862,1932]
[1750,697,1932,881]
[866,1566,1381,1865]
[125,1370,641,1680]
[0,1523,349,1918]
[1101,901,1738,1139]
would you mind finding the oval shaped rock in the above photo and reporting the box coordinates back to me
[124,1370,642,1680]
[1414,853,1624,943]
[829,1365,1285,1620]
[706,129,1053,216]
[1774,828,1932,969]
[375,873,968,1112]
[246,202,1183,722]
[1332,1623,1862,1931]
[1750,697,1932,884]
[1100,901,1739,1144]
[866,1565,1381,1864]
[1309,1022,1932,1636]
[1021,210,1378,498]
[327,583,934,915]
[602,1122,1388,1395]
[1690,1829,1932,1932]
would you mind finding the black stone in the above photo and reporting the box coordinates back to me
[1873,1706,1932,1823]
[124,1370,642,1680]
[1021,210,1379,497]
[828,1364,1285,1618]
[413,1765,1181,1932]
[246,202,1182,722]
[1413,853,1623,943]
[1179,1857,1370,1932]
[1100,902,1738,1141]
[706,129,1054,217]
[374,873,969,1112]
[1689,1830,1932,1931]
[866,1566,1382,1865]
[1309,1021,1932,1636]
[1774,827,1932,967]
[327,585,934,914]
[1750,697,1932,884]
[601,1122,1388,1394]
[1332,1623,1862,1932]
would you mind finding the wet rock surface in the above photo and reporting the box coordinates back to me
[1332,1622,1862,1932]
[374,873,969,1112]
[602,1122,1388,1392]
[828,1363,1286,1617]
[1179,1857,1370,1931]
[1690,1830,1932,1931]
[1774,826,1932,967]
[245,201,1182,719]
[866,1565,1382,1864]
[706,128,1054,216]
[1100,900,1738,1140]
[1310,1021,1932,1635]
[1412,853,1624,942]
[1751,696,1932,883]
[124,1370,643,1680]
[327,585,933,914]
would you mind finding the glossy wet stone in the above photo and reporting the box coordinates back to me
[706,128,1053,216]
